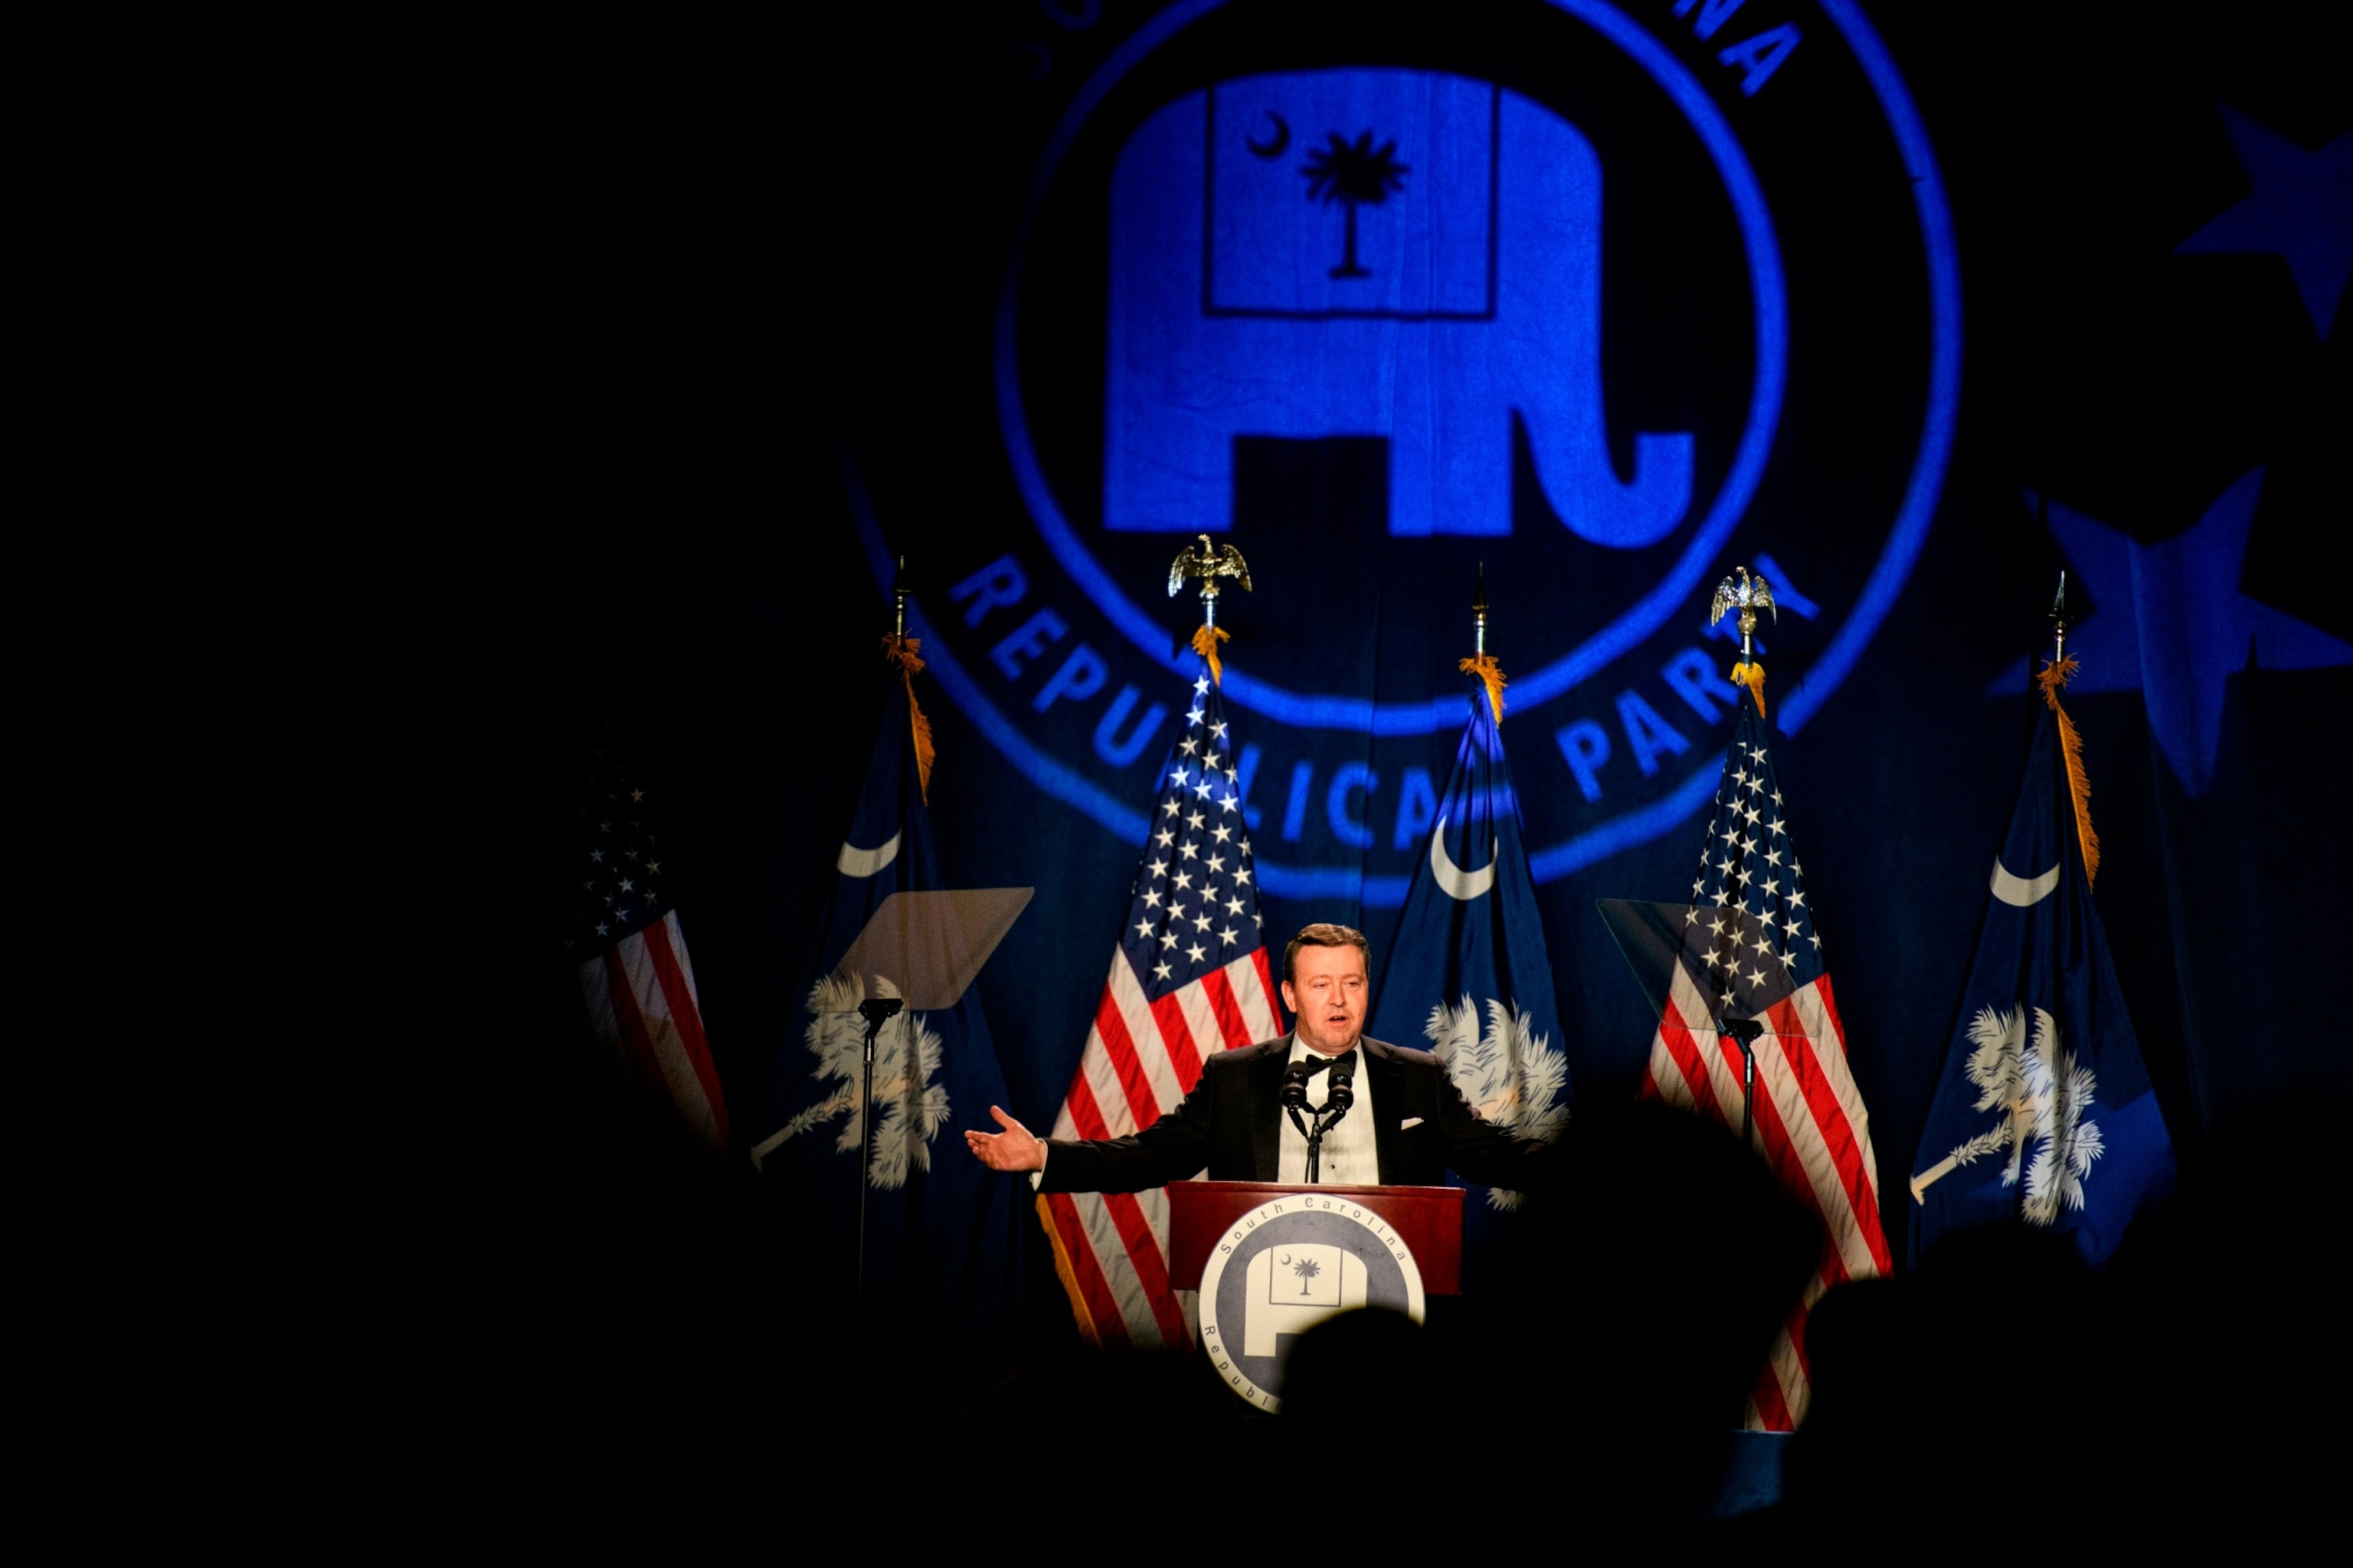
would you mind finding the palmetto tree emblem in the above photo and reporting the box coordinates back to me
[1292,1255,1323,1295]
[772,971,951,1190]
[1928,1003,2106,1223]
[1425,995,1570,1210]
[1301,129,1409,279]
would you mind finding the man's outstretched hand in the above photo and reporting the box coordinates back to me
[966,1105,1046,1172]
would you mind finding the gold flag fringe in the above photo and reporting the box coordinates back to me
[1459,652,1508,723]
[1191,623,1230,686]
[1035,1196,1105,1349]
[1730,659,1767,720]
[2037,654,2099,889]
[882,633,936,804]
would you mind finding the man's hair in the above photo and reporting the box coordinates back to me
[1283,922,1372,983]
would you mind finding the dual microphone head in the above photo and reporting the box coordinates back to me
[1282,1049,1356,1125]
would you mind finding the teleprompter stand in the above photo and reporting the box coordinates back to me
[828,887,1032,1299]
[1594,896,1775,1156]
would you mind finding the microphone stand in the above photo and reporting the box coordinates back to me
[855,996,904,1300]
[1285,1059,1356,1183]
[1719,1016,1764,1154]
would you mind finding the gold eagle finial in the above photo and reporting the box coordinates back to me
[1170,534,1252,684]
[1168,533,1253,604]
[1708,565,1777,656]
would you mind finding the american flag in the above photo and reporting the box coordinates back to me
[1639,685,1890,1429]
[567,749,729,1154]
[1037,668,1282,1348]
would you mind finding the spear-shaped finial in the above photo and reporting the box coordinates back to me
[2032,561,2098,889]
[881,556,934,803]
[1460,562,1507,723]
[2048,568,2068,666]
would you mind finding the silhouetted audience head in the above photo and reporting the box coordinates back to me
[1783,1092,2351,1542]
[956,1091,2351,1543]
[1279,1306,1442,1432]
[1787,1222,2092,1534]
[1471,1099,1819,1530]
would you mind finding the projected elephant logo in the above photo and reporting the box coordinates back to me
[1105,68,1693,545]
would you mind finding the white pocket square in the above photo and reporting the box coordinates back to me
[1399,1116,1425,1130]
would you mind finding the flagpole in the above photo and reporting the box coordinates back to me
[1707,565,1779,1154]
[853,558,914,1305]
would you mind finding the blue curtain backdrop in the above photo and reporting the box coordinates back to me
[486,0,2349,1394]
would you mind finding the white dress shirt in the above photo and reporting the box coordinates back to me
[1278,1036,1379,1185]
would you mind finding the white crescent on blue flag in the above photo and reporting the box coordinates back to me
[1909,691,2175,1267]
[751,676,1022,1364]
[1368,678,1572,1217]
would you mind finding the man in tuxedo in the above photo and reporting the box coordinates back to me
[964,923,1559,1193]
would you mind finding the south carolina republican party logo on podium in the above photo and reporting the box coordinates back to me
[1198,1194,1428,1412]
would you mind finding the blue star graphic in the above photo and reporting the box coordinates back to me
[1988,467,2352,797]
[2175,105,2353,340]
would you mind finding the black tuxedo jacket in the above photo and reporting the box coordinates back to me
[1037,1035,1559,1194]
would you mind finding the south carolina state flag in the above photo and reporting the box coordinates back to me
[1909,663,2175,1267]
[751,662,1023,1366]
[1368,673,1572,1214]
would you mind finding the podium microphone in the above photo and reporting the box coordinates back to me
[1323,1052,1356,1127]
[1281,1052,1356,1183]
[1281,1058,1318,1115]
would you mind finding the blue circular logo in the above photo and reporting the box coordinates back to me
[849,0,1957,905]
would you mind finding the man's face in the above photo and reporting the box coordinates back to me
[1281,942,1369,1056]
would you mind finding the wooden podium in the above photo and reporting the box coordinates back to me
[1166,1180,1467,1295]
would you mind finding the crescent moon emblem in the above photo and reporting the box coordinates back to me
[1276,1252,1291,1266]
[1988,857,2059,907]
[1430,815,1498,902]
[1245,110,1290,158]
[836,830,902,879]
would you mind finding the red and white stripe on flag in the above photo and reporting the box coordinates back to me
[1037,947,1281,1349]
[579,909,731,1154]
[1641,964,1890,1429]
